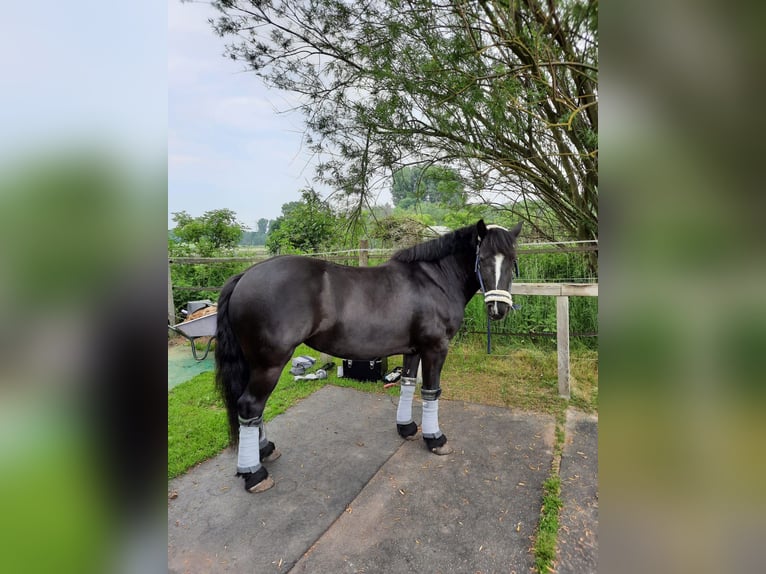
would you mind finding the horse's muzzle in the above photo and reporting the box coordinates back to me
[487,301,510,321]
[484,289,513,321]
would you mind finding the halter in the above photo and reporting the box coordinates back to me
[475,235,520,353]
[474,240,514,307]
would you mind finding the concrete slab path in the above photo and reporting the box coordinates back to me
[168,386,557,573]
[557,409,598,574]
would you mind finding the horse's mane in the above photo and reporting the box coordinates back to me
[391,225,477,263]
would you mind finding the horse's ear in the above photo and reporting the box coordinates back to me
[477,219,488,240]
[509,221,522,239]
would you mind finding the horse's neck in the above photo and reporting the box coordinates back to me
[430,250,479,305]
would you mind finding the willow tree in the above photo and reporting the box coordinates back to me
[208,0,598,247]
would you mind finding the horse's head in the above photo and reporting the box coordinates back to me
[475,219,523,321]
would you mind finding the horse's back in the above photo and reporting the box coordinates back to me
[229,256,327,322]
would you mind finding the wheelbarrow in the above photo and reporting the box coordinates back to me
[168,311,217,361]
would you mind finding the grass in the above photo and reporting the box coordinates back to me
[530,409,567,573]
[167,371,229,480]
[441,334,598,415]
[534,474,564,572]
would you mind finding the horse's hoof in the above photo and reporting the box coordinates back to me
[262,448,281,463]
[240,467,274,493]
[260,441,281,463]
[397,421,418,440]
[247,475,275,493]
[424,434,451,454]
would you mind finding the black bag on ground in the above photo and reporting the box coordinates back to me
[340,358,388,382]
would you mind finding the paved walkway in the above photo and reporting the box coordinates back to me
[168,386,597,573]
[557,409,599,574]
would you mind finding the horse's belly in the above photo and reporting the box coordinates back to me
[305,318,414,359]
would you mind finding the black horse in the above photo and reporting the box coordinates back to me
[215,219,522,492]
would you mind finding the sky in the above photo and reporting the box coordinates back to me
[1,2,166,165]
[168,0,318,230]
[0,0,373,232]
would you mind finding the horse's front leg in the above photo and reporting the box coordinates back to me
[420,344,454,455]
[396,354,420,440]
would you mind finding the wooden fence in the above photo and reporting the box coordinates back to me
[169,243,597,398]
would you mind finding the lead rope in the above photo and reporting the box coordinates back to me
[474,242,493,354]
[486,304,492,354]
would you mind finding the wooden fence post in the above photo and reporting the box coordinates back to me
[556,295,571,398]
[358,239,369,267]
[168,260,176,326]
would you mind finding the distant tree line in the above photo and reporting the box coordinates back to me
[239,218,273,246]
[168,160,576,259]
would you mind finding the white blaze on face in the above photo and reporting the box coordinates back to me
[493,253,505,290]
[493,253,504,315]
[483,225,514,315]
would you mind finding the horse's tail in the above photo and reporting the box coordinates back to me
[215,272,248,445]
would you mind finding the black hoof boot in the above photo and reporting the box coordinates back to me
[260,441,281,463]
[397,421,418,440]
[424,434,453,455]
[237,466,274,493]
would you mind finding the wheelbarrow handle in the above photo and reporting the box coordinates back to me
[168,324,215,361]
[190,336,215,361]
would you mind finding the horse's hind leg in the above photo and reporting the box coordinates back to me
[236,363,285,493]
[396,354,420,440]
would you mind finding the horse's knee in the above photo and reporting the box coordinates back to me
[397,421,418,440]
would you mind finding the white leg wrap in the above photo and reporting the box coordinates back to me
[258,421,269,449]
[237,425,262,474]
[422,399,442,439]
[396,383,416,425]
